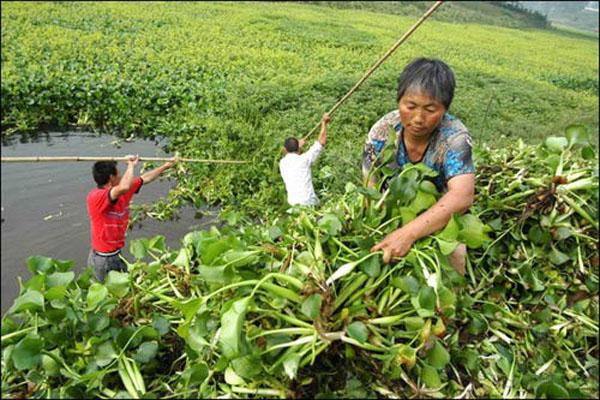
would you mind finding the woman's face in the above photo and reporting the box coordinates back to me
[398,91,446,139]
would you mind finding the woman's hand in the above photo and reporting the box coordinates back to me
[371,227,416,264]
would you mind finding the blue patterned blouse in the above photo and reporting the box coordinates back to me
[362,110,474,193]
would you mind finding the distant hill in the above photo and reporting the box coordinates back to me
[516,1,599,33]
[299,1,550,29]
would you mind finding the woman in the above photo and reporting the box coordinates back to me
[362,58,474,274]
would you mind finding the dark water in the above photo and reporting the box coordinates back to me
[1,132,219,315]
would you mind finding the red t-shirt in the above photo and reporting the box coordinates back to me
[87,177,143,253]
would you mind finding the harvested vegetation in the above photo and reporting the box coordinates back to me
[2,128,597,398]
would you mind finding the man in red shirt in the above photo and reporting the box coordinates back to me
[87,155,176,281]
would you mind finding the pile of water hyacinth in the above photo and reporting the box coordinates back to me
[1,125,598,399]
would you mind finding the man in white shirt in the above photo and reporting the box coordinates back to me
[279,113,330,206]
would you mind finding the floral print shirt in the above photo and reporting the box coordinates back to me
[362,110,474,193]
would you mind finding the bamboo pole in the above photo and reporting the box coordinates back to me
[0,156,248,164]
[302,0,444,140]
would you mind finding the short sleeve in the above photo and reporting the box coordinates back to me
[362,111,398,177]
[443,131,474,179]
[121,177,143,203]
[88,189,112,215]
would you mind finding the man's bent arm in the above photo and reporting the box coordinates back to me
[141,161,174,184]
[110,161,137,200]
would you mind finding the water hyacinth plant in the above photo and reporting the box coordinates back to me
[2,127,597,398]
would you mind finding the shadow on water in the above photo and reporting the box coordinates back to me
[1,131,220,315]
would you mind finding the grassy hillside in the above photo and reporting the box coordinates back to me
[303,1,551,29]
[1,1,598,213]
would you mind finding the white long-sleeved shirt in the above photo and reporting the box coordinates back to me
[279,141,323,206]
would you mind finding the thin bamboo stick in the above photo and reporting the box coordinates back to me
[0,156,248,164]
[302,0,444,140]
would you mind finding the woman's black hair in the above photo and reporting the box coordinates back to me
[396,58,456,109]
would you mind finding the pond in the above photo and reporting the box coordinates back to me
[0,132,220,315]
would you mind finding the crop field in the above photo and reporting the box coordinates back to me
[1,1,598,213]
[1,1,599,399]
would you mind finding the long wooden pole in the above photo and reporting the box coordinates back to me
[0,156,248,164]
[302,0,444,140]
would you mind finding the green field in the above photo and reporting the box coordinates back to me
[1,2,599,399]
[1,1,598,214]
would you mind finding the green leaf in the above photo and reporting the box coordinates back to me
[395,344,417,368]
[548,247,570,266]
[544,136,568,153]
[409,190,437,214]
[282,353,301,380]
[581,145,596,160]
[23,274,45,292]
[198,265,234,284]
[12,334,43,370]
[148,235,166,252]
[268,225,283,241]
[418,286,436,311]
[437,238,459,256]
[231,355,262,379]
[184,318,210,353]
[9,290,44,314]
[89,314,110,332]
[175,298,203,323]
[172,248,190,269]
[427,340,450,369]
[95,341,117,367]
[396,275,420,294]
[400,207,417,225]
[347,321,368,343]
[318,213,343,236]
[553,227,572,241]
[27,256,54,275]
[458,348,480,372]
[185,362,209,387]
[219,250,259,268]
[87,283,108,309]
[528,225,551,245]
[301,294,322,320]
[389,174,418,203]
[130,238,148,259]
[224,366,246,385]
[438,286,456,317]
[565,124,588,146]
[413,163,438,177]
[438,214,460,241]
[458,214,490,248]
[403,317,425,331]
[45,286,66,302]
[536,380,570,399]
[202,237,239,265]
[134,341,158,364]
[419,180,438,195]
[46,271,75,288]
[105,271,130,298]
[421,363,442,388]
[41,351,60,376]
[152,315,171,336]
[53,259,75,272]
[360,255,381,278]
[487,217,503,231]
[218,297,250,359]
